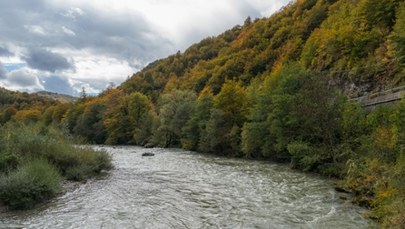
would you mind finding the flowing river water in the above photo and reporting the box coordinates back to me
[0,146,373,228]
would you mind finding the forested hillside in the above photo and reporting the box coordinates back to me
[0,87,62,125]
[121,0,405,100]
[1,0,404,227]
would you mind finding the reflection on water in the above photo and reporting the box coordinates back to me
[0,146,372,228]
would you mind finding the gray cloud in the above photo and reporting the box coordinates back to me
[58,8,174,63]
[8,70,40,87]
[39,75,74,95]
[179,1,259,49]
[0,0,173,65]
[23,48,74,72]
[0,47,13,56]
[0,62,6,79]
[0,0,267,66]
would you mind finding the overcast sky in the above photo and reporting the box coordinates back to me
[0,0,291,96]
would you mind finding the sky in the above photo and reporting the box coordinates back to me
[0,0,291,96]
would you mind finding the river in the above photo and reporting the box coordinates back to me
[0,146,372,228]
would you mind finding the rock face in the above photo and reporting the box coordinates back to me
[142,152,155,157]
[351,85,405,109]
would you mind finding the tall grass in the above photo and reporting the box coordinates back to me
[0,159,61,210]
[0,123,112,210]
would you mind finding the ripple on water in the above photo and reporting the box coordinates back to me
[0,146,373,229]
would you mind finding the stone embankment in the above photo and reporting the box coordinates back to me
[350,85,405,110]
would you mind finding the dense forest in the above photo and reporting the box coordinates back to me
[1,0,404,227]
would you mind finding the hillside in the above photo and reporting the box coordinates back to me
[1,0,404,227]
[35,91,76,103]
[121,0,405,100]
[0,87,67,125]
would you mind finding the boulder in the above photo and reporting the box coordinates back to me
[142,152,155,157]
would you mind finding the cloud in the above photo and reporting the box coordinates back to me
[0,0,290,95]
[25,25,47,35]
[60,7,85,19]
[39,75,75,95]
[23,48,74,72]
[62,26,76,36]
[7,69,43,91]
[0,62,6,79]
[0,47,13,56]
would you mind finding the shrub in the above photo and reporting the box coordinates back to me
[64,147,112,181]
[0,123,112,209]
[0,159,61,210]
[0,152,19,173]
[0,124,112,181]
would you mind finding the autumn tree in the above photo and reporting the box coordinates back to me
[127,92,157,145]
[102,89,132,145]
[199,81,249,155]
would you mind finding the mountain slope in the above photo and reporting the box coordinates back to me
[35,91,76,103]
[121,0,404,100]
[0,87,65,124]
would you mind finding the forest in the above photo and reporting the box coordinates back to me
[0,0,404,227]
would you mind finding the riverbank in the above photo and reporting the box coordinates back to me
[0,124,112,210]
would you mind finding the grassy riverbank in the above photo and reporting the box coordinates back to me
[0,124,112,210]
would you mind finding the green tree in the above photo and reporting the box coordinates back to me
[127,92,157,145]
[199,81,249,156]
[181,92,214,150]
[391,1,405,65]
[199,108,228,154]
[153,90,196,147]
[361,0,402,28]
[63,103,84,134]
[74,100,106,144]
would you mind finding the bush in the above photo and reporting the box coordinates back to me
[0,152,19,173]
[0,159,61,210]
[42,144,112,180]
[0,124,112,181]
[0,123,112,209]
[64,147,112,181]
[288,141,321,172]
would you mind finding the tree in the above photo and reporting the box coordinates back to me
[361,0,402,28]
[198,81,249,156]
[0,106,17,124]
[127,92,157,145]
[80,87,87,101]
[391,2,405,65]
[62,103,84,134]
[199,109,228,154]
[73,99,106,144]
[12,109,42,123]
[153,90,196,147]
[102,89,132,145]
[181,91,214,150]
[214,81,249,127]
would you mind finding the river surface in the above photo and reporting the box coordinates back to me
[0,146,372,228]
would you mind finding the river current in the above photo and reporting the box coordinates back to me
[0,146,372,228]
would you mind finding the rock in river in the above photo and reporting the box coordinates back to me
[142,152,155,157]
